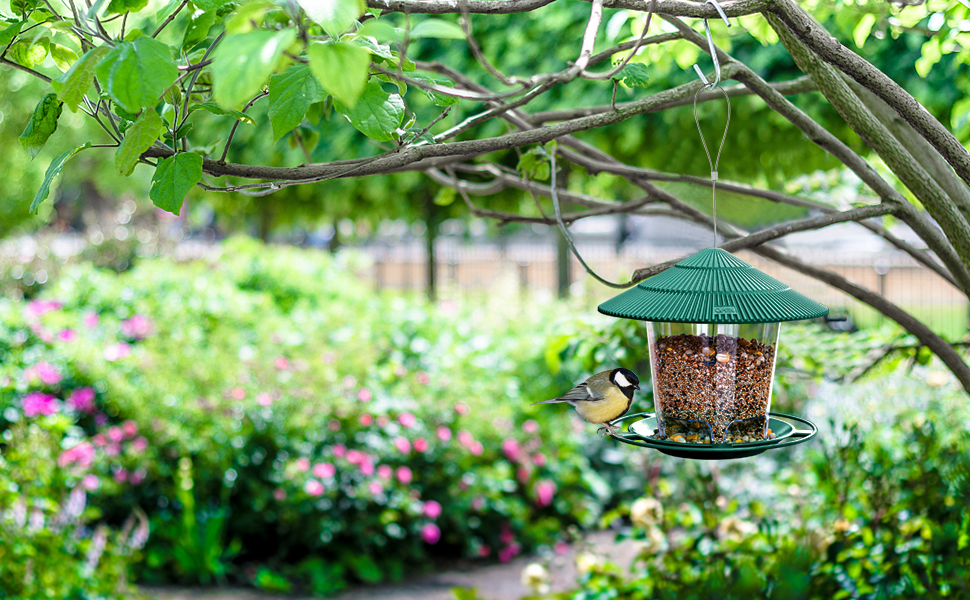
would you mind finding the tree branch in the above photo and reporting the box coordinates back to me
[768,0,970,192]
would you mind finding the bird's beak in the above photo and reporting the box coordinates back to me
[634,384,641,390]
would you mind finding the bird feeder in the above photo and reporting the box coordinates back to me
[598,248,827,459]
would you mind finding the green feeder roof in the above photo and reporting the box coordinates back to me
[598,248,829,324]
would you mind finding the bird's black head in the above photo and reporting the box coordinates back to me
[610,368,640,391]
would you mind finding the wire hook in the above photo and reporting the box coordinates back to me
[691,0,731,88]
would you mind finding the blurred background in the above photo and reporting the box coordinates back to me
[1,0,969,598]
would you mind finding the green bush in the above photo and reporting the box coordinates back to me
[0,237,635,594]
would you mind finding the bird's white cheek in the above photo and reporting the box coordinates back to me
[614,372,631,388]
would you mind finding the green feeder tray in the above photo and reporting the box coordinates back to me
[610,412,818,460]
[596,248,828,459]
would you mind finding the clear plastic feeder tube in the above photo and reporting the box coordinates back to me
[646,321,781,443]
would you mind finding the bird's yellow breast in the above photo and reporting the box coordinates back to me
[575,388,632,424]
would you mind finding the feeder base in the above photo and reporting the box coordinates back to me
[610,412,817,460]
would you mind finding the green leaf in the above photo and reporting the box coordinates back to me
[433,187,455,206]
[268,64,325,141]
[355,19,397,42]
[96,36,178,114]
[150,152,203,214]
[915,37,942,78]
[613,62,649,88]
[115,109,164,176]
[105,0,148,15]
[8,37,48,67]
[410,73,459,107]
[30,142,91,213]
[188,102,257,125]
[409,18,464,40]
[307,41,370,109]
[210,30,296,109]
[333,81,404,142]
[182,8,216,48]
[20,93,63,158]
[53,45,109,112]
[50,43,78,71]
[191,0,230,10]
[11,0,40,17]
[0,20,23,45]
[298,0,364,37]
[853,13,877,49]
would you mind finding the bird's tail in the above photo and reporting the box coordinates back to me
[532,398,569,405]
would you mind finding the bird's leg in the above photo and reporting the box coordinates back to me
[596,421,620,437]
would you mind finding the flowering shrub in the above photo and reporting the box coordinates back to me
[0,424,148,600]
[0,237,636,595]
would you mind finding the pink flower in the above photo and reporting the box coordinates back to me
[67,387,96,413]
[377,465,393,480]
[313,463,336,478]
[424,500,442,519]
[377,415,389,427]
[394,437,411,454]
[108,427,124,443]
[273,488,287,501]
[305,480,324,496]
[82,474,100,491]
[498,543,521,563]
[275,357,289,370]
[30,323,53,343]
[27,361,62,385]
[421,523,441,544]
[416,372,430,385]
[257,393,273,406]
[500,526,515,544]
[105,443,121,456]
[469,442,484,456]
[523,419,539,433]
[58,329,78,342]
[532,453,547,467]
[471,497,485,511]
[454,402,469,415]
[332,444,346,458]
[58,442,96,468]
[22,392,57,417]
[113,468,128,483]
[122,420,138,439]
[399,412,417,428]
[396,466,413,484]
[554,540,569,555]
[357,388,372,402]
[534,480,557,507]
[120,315,153,340]
[368,481,383,495]
[328,419,340,432]
[414,438,429,453]
[130,468,147,485]
[104,342,131,361]
[437,426,452,442]
[26,299,62,317]
[517,467,530,483]
[359,461,375,476]
[231,387,246,400]
[83,312,100,328]
[359,414,373,426]
[296,457,311,472]
[342,375,357,388]
[502,438,522,462]
[131,437,149,453]
[93,434,108,447]
[457,430,473,447]
[478,545,491,557]
[346,450,365,465]
[94,413,107,427]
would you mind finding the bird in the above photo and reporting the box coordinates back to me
[532,368,640,437]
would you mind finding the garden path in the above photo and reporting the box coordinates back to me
[146,531,638,600]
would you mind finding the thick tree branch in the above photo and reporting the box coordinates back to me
[767,0,970,191]
[767,15,970,292]
[366,0,556,14]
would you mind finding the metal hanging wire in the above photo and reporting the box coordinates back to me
[545,0,732,287]
[691,0,732,248]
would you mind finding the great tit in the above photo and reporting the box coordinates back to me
[532,368,640,436]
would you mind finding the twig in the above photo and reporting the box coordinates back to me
[219,90,268,163]
[581,0,656,81]
[0,57,52,82]
[154,0,188,37]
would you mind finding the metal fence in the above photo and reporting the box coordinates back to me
[356,238,970,338]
